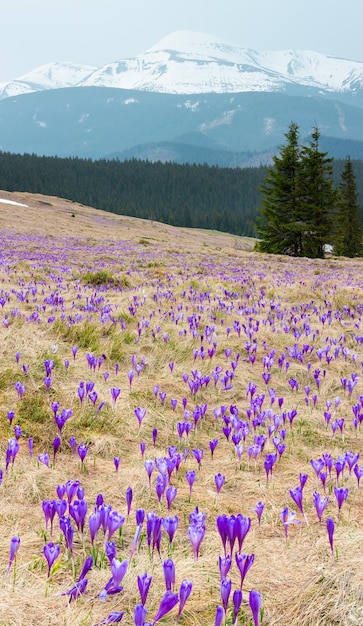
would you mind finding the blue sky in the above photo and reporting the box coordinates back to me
[1,0,363,82]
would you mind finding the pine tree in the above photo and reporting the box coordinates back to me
[257,122,304,255]
[334,156,363,257]
[299,127,337,258]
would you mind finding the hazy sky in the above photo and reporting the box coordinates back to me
[2,0,363,82]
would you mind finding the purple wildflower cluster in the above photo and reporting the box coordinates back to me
[3,220,363,623]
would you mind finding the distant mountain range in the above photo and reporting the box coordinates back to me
[2,31,363,165]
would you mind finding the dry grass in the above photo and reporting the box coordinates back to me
[0,191,363,625]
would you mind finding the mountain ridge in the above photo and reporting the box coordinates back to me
[2,31,363,165]
[2,31,363,99]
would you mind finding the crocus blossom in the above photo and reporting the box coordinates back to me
[326,517,335,555]
[151,590,179,624]
[249,589,262,626]
[7,536,20,575]
[43,542,60,577]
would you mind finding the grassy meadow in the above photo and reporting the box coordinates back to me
[0,191,363,626]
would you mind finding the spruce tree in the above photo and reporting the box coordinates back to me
[257,122,304,255]
[299,127,337,258]
[334,156,363,257]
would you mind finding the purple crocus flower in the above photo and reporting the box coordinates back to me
[177,579,192,622]
[220,577,232,612]
[14,425,22,440]
[216,514,229,555]
[110,387,121,406]
[134,605,147,626]
[107,511,125,540]
[252,501,264,526]
[60,515,74,552]
[192,448,203,469]
[155,474,166,503]
[185,470,196,499]
[281,506,301,540]
[235,514,251,553]
[42,499,57,533]
[151,591,179,624]
[136,508,145,525]
[6,438,19,470]
[52,437,61,463]
[233,589,243,625]
[163,559,175,591]
[56,484,66,499]
[249,589,262,626]
[326,517,335,554]
[94,612,125,625]
[345,450,359,474]
[138,572,152,606]
[313,491,329,523]
[310,458,324,479]
[77,555,94,582]
[70,499,88,533]
[215,606,225,626]
[105,541,117,565]
[114,456,120,473]
[61,577,89,603]
[214,473,225,496]
[152,428,158,447]
[99,558,128,600]
[134,407,146,429]
[126,487,133,516]
[38,452,49,468]
[163,515,178,547]
[235,552,255,589]
[43,542,60,577]
[166,485,177,510]
[7,536,20,575]
[209,438,219,459]
[219,555,232,579]
[65,479,80,503]
[144,459,154,486]
[334,486,348,520]
[77,443,88,465]
[354,464,363,487]
[128,370,134,389]
[28,437,33,458]
[111,558,128,587]
[290,485,308,525]
[188,519,206,561]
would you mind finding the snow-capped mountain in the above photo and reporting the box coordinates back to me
[2,31,363,165]
[2,31,363,99]
[0,62,98,99]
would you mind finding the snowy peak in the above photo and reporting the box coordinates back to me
[79,30,363,94]
[2,31,363,99]
[0,62,98,99]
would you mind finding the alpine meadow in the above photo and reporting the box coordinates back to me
[1,189,363,626]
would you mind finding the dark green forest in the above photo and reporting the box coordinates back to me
[0,151,362,237]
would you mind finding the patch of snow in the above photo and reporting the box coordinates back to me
[264,117,276,134]
[334,103,347,131]
[177,99,200,111]
[0,199,28,207]
[199,109,235,131]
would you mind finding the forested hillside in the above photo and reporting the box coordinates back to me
[0,151,362,236]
